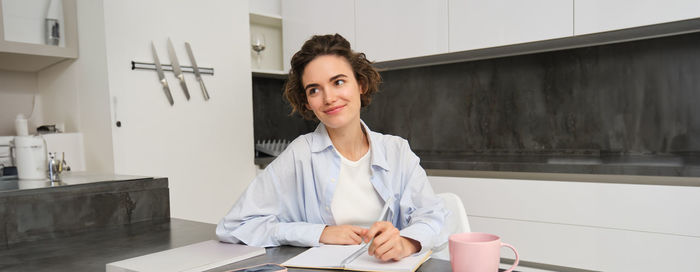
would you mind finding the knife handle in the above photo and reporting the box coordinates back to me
[199,79,210,100]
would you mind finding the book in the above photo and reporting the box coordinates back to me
[281,244,432,272]
[106,240,266,272]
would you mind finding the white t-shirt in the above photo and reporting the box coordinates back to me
[330,147,384,227]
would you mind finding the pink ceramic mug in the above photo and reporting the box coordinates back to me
[449,232,519,272]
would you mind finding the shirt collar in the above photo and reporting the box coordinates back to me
[310,120,391,172]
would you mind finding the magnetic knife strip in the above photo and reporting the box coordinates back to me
[131,61,214,75]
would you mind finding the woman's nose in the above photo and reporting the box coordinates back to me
[323,87,337,104]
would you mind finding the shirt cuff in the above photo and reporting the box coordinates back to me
[400,222,437,255]
[275,222,327,247]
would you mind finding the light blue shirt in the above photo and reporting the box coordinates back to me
[216,121,447,253]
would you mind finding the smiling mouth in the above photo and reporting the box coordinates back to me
[323,105,345,114]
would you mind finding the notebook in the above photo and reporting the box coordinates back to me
[106,240,265,272]
[281,244,431,272]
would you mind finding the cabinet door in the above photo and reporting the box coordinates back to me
[354,0,448,62]
[449,0,573,52]
[575,0,700,35]
[281,0,355,72]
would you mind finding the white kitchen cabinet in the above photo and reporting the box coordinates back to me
[429,175,700,270]
[281,0,355,72]
[575,0,700,35]
[0,0,78,72]
[354,0,448,62]
[449,0,573,52]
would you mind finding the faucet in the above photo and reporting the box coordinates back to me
[48,152,62,182]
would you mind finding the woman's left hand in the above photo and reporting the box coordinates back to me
[364,221,421,261]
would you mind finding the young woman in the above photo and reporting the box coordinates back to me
[217,34,446,261]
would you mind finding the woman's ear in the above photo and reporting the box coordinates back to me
[359,79,368,94]
[305,103,311,110]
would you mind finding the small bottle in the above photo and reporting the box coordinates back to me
[45,0,61,46]
[15,114,28,136]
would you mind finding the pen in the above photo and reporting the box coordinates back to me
[339,196,394,267]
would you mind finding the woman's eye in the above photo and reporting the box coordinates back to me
[335,79,345,86]
[307,88,319,95]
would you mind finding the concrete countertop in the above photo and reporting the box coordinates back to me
[0,171,154,195]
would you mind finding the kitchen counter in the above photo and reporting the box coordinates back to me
[0,172,169,248]
[0,171,154,194]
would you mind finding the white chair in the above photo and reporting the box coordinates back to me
[432,192,471,260]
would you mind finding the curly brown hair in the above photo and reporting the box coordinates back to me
[284,34,381,120]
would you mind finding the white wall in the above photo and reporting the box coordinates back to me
[38,60,79,133]
[0,71,42,136]
[101,0,255,224]
[38,0,114,173]
[430,175,700,271]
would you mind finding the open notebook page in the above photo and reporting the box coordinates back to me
[282,244,431,272]
[345,249,431,272]
[282,244,361,269]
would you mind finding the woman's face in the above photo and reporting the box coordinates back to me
[302,55,363,130]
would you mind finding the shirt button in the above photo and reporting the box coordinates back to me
[325,206,330,211]
[331,178,336,182]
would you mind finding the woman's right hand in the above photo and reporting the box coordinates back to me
[320,225,368,245]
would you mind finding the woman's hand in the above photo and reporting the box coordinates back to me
[364,221,421,261]
[320,225,368,245]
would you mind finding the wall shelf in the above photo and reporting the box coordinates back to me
[249,11,284,74]
[0,0,78,72]
[252,68,287,79]
[250,12,282,28]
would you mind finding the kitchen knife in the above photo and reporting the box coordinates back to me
[185,42,210,100]
[167,38,191,100]
[151,42,174,106]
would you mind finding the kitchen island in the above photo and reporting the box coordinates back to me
[0,172,170,249]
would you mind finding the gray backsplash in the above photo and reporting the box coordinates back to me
[252,77,316,143]
[253,32,700,175]
[363,32,700,156]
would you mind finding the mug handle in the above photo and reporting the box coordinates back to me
[500,242,519,272]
